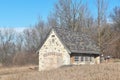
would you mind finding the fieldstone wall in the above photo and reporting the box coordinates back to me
[39,30,70,71]
[95,56,100,64]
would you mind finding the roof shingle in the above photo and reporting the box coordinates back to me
[53,27,100,54]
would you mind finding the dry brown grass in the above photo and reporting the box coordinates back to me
[0,63,120,80]
[0,65,37,77]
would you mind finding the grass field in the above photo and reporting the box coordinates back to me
[0,63,120,80]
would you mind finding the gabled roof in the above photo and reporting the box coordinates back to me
[53,27,100,54]
[38,27,100,54]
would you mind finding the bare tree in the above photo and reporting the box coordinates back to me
[22,19,49,53]
[35,18,46,43]
[110,6,120,31]
[23,28,38,53]
[0,28,15,65]
[15,33,24,52]
[107,6,120,58]
[96,0,108,56]
[47,13,58,28]
[77,3,93,32]
[54,0,92,32]
[96,0,108,27]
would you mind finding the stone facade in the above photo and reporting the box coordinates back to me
[39,30,70,71]
[95,56,100,64]
[38,28,100,71]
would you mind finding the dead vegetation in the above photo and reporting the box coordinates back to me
[0,63,120,80]
[0,65,37,76]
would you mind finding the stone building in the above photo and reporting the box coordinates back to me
[37,27,100,71]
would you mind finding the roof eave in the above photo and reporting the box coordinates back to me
[71,50,100,55]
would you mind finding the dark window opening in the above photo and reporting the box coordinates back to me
[74,55,93,63]
[75,56,79,62]
[52,35,55,37]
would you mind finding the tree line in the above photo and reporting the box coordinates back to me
[0,0,120,66]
